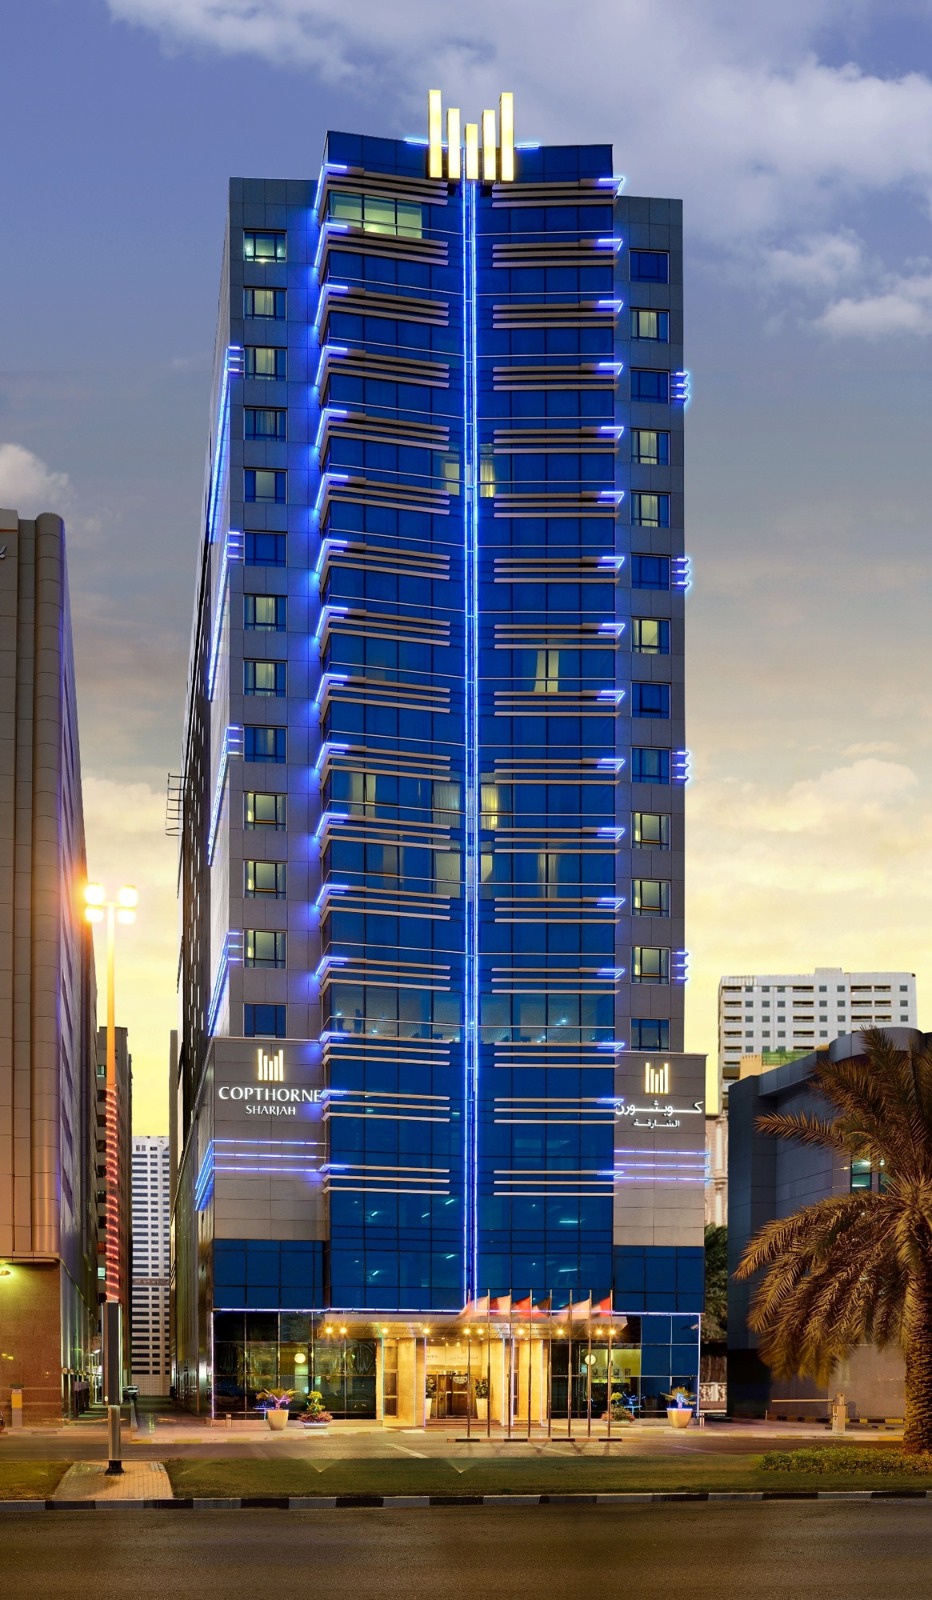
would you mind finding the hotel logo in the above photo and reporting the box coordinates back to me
[428,89,515,183]
[257,1048,284,1083]
[644,1061,670,1096]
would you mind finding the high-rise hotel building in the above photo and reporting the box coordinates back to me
[173,96,705,1423]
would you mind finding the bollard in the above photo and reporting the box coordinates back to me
[106,1404,124,1474]
[831,1392,847,1435]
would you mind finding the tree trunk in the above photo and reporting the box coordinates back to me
[902,1261,932,1453]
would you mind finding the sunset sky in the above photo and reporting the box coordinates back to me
[3,0,932,1128]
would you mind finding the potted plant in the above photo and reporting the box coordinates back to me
[609,1388,635,1423]
[425,1375,436,1420]
[474,1376,489,1422]
[302,1391,333,1429]
[257,1389,295,1431]
[664,1386,695,1429]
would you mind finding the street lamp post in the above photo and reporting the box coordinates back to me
[84,882,138,1475]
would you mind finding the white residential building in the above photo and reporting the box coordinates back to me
[130,1136,171,1396]
[718,968,917,1093]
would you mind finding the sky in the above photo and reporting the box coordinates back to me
[3,0,932,1129]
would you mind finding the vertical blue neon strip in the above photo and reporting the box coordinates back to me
[462,179,480,1303]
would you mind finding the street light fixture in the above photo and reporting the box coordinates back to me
[83,881,138,1474]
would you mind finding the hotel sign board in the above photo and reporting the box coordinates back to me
[211,1041,326,1121]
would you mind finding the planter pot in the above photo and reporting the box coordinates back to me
[303,1421,329,1432]
[425,1397,433,1420]
[667,1407,693,1430]
[266,1408,290,1431]
[475,1398,488,1422]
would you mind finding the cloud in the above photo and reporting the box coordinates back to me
[0,442,70,519]
[815,270,932,336]
[762,232,865,293]
[104,2,932,232]
[686,758,932,1090]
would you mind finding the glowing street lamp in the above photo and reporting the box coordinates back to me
[83,882,138,1474]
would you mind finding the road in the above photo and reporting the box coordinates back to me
[5,1504,932,1599]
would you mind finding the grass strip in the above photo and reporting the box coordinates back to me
[0,1462,70,1500]
[165,1453,932,1500]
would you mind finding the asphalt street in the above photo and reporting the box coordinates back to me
[5,1504,932,1599]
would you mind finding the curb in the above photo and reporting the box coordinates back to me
[2,1489,932,1511]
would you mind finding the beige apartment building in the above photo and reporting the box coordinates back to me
[0,509,100,1423]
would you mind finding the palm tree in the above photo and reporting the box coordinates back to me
[734,1028,932,1453]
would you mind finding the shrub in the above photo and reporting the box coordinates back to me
[762,1447,932,1476]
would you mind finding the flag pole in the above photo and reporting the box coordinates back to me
[566,1312,573,1439]
[526,1299,532,1440]
[490,1292,496,1446]
[606,1321,613,1443]
[546,1292,553,1441]
[586,1297,592,1439]
[507,1305,513,1440]
[466,1315,472,1441]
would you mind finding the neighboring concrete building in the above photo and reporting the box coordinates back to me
[95,1024,132,1388]
[728,1033,909,1420]
[0,509,99,1424]
[130,1136,171,1395]
[704,1112,727,1228]
[718,969,917,1094]
[173,95,704,1423]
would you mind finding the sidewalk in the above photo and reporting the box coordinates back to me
[53,1460,173,1501]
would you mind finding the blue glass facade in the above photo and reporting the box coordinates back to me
[174,110,703,1417]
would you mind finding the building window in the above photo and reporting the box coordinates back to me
[245,791,286,829]
[244,287,286,319]
[632,682,670,718]
[632,492,670,527]
[631,554,669,590]
[245,930,286,969]
[631,1018,670,1050]
[245,531,286,567]
[633,946,669,984]
[631,429,670,466]
[245,408,286,441]
[329,191,423,239]
[633,879,670,915]
[631,309,669,341]
[245,346,287,380]
[633,811,670,848]
[244,660,286,697]
[244,594,286,631]
[630,250,669,283]
[245,860,286,898]
[243,230,286,263]
[244,726,286,763]
[632,748,670,784]
[632,618,670,655]
[631,370,670,404]
[245,469,286,503]
[244,1004,286,1038]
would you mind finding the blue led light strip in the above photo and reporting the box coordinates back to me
[194,1141,215,1211]
[462,179,481,1304]
[206,346,243,547]
[207,724,243,864]
[206,930,243,1038]
[206,530,244,701]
